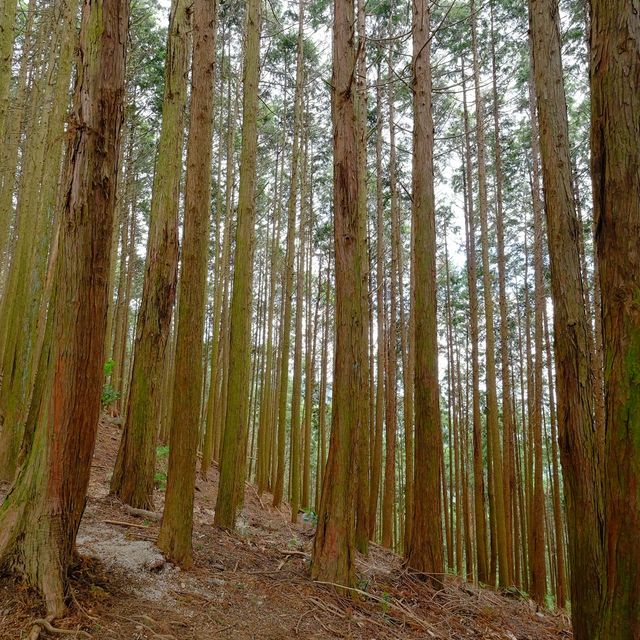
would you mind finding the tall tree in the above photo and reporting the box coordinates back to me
[111,0,189,509]
[158,0,217,563]
[214,0,262,528]
[0,0,126,613]
[406,0,443,580]
[470,0,509,588]
[272,0,305,508]
[381,55,398,550]
[590,0,640,635]
[311,0,365,587]
[529,0,603,632]
[368,66,385,540]
[490,1,515,585]
[461,58,488,585]
[527,48,547,606]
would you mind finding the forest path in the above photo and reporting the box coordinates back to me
[1,417,571,639]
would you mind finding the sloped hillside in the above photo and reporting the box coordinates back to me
[0,418,571,639]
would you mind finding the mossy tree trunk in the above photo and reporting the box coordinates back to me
[0,0,126,614]
[214,0,261,529]
[158,0,217,564]
[111,0,189,510]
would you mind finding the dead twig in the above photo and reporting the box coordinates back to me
[103,519,149,529]
[313,614,346,638]
[212,622,237,635]
[314,580,440,636]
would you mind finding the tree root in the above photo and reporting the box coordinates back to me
[28,617,92,639]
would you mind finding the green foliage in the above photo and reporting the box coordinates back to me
[380,592,391,614]
[156,444,170,459]
[103,358,115,377]
[101,359,119,406]
[154,471,167,490]
[101,383,120,406]
[302,507,317,525]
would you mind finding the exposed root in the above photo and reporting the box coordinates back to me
[28,617,92,639]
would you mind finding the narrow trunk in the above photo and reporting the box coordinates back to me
[311,0,364,587]
[471,0,509,588]
[462,60,488,584]
[272,0,305,508]
[111,0,189,509]
[214,0,261,528]
[158,0,217,562]
[406,0,443,580]
[527,52,547,606]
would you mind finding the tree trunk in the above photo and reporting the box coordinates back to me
[311,0,364,587]
[272,0,305,508]
[368,66,385,541]
[590,0,640,635]
[490,2,516,584]
[354,0,370,555]
[406,0,443,580]
[470,0,509,588]
[214,0,261,528]
[461,59,488,584]
[543,304,566,608]
[158,0,217,562]
[0,0,126,614]
[111,0,189,509]
[381,55,398,549]
[527,51,547,606]
[529,0,604,633]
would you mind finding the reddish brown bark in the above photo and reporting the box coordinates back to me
[529,0,604,632]
[590,1,640,636]
[311,0,365,587]
[0,0,126,614]
[406,0,443,581]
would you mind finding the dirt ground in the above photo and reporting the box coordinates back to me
[0,418,572,639]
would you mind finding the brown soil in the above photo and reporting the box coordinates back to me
[0,417,572,639]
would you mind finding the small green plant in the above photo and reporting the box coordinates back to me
[101,383,120,406]
[101,359,120,406]
[154,471,167,490]
[103,358,115,377]
[380,592,391,614]
[156,444,170,459]
[302,507,317,525]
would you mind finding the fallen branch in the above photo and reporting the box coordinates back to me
[279,549,309,558]
[103,519,149,529]
[123,505,162,521]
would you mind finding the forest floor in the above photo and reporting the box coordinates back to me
[1,417,572,639]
